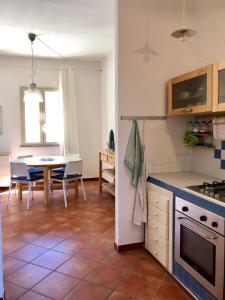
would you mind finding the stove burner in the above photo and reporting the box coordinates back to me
[187,180,225,202]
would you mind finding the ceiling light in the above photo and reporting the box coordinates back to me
[23,33,43,102]
[171,0,197,42]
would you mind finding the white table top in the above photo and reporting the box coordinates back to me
[11,155,81,167]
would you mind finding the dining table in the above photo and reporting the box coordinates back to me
[12,155,81,207]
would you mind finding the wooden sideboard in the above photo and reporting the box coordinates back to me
[99,150,115,196]
[0,152,11,188]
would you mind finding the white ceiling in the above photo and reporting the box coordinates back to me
[0,0,115,60]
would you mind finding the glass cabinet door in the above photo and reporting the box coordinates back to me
[168,66,212,116]
[213,61,225,112]
[172,74,207,109]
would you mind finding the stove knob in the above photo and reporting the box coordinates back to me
[182,206,189,212]
[200,215,207,222]
[200,188,205,194]
[212,222,218,228]
[204,190,209,195]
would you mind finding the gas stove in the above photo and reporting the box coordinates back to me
[186,181,225,202]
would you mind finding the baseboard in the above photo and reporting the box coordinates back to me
[114,242,144,252]
[83,177,99,181]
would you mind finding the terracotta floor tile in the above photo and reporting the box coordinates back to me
[17,291,52,300]
[57,256,97,278]
[154,282,193,300]
[108,291,137,300]
[131,256,165,279]
[4,281,27,300]
[3,239,26,255]
[70,230,99,243]
[32,271,79,300]
[31,249,71,270]
[6,263,51,289]
[9,244,47,262]
[76,244,112,262]
[3,256,26,278]
[85,263,127,289]
[53,239,85,254]
[116,271,162,300]
[102,251,138,271]
[63,280,112,300]
[15,232,43,243]
[32,234,64,249]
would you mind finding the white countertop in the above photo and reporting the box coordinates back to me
[149,172,225,207]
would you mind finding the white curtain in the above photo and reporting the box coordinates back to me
[59,69,79,155]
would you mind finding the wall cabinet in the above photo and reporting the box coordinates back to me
[213,60,225,112]
[168,66,213,116]
[145,183,173,273]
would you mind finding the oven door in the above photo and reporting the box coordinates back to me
[175,211,224,300]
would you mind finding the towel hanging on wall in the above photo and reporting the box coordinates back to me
[124,119,147,225]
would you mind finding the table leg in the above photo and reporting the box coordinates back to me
[99,153,102,192]
[18,183,22,201]
[74,181,78,199]
[43,168,50,207]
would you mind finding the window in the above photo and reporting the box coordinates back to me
[21,87,62,146]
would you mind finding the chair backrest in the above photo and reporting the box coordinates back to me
[10,162,30,179]
[17,155,33,159]
[64,160,83,177]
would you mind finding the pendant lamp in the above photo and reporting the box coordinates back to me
[23,33,43,102]
[171,0,197,42]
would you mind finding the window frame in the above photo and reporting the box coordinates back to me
[20,86,60,147]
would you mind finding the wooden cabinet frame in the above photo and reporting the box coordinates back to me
[168,65,213,116]
[212,60,225,112]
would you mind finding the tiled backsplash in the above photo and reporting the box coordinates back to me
[214,140,225,170]
[146,154,192,174]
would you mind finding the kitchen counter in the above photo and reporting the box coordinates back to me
[148,171,225,211]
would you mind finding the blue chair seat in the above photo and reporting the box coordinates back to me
[28,168,43,175]
[51,174,81,181]
[52,167,65,174]
[12,174,43,182]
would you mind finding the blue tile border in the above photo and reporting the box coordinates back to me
[221,140,225,150]
[221,160,225,170]
[214,149,221,159]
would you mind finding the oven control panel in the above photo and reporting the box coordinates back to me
[176,197,225,236]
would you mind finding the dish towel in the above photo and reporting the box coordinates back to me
[124,120,147,225]
[124,120,143,187]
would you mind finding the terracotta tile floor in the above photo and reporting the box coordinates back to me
[1,181,193,300]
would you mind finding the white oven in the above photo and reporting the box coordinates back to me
[175,197,225,300]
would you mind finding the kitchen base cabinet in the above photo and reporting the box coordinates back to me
[145,183,173,273]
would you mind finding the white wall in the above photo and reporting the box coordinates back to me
[0,56,102,178]
[101,54,115,148]
[115,0,203,246]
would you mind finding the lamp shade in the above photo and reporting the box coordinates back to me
[23,83,43,102]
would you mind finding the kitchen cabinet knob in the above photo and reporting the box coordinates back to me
[154,200,158,204]
[153,226,158,229]
[154,252,158,256]
[154,239,158,243]
[154,213,159,217]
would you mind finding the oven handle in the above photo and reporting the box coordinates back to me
[177,217,218,240]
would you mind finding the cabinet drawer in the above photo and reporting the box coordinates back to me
[147,241,167,268]
[107,156,115,166]
[147,228,167,252]
[148,217,167,240]
[148,204,168,227]
[148,190,169,213]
